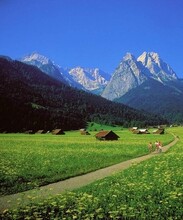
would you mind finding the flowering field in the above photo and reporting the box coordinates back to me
[0,129,173,196]
[1,127,182,219]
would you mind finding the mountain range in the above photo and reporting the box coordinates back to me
[102,52,178,100]
[20,51,183,123]
[21,53,110,94]
[0,51,182,132]
[0,56,165,132]
[102,52,183,123]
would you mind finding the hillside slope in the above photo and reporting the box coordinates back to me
[0,57,167,132]
[102,52,183,123]
[116,79,183,123]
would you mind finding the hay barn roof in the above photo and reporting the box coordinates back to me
[95,130,119,139]
[52,129,65,135]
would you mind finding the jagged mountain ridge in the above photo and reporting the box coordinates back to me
[0,57,166,132]
[68,67,110,94]
[101,51,182,123]
[101,53,150,100]
[102,52,179,100]
[137,52,177,82]
[21,52,110,94]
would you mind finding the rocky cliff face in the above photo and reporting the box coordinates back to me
[102,52,178,100]
[68,67,110,94]
[102,53,148,100]
[137,52,178,82]
[21,53,110,94]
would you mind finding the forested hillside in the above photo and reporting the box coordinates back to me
[0,58,167,132]
[116,79,183,124]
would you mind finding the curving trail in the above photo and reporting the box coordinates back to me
[0,137,179,213]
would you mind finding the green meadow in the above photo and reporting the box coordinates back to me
[0,127,173,196]
[1,127,182,219]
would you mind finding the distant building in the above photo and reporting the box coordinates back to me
[95,130,120,141]
[36,130,47,134]
[130,127,138,132]
[153,128,165,134]
[80,130,91,135]
[133,129,150,134]
[138,129,150,134]
[52,129,65,135]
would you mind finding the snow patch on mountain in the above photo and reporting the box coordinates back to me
[21,52,110,94]
[68,67,110,92]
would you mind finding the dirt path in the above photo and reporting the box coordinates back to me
[0,137,179,213]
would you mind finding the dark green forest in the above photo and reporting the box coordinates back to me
[0,58,167,132]
[116,79,183,124]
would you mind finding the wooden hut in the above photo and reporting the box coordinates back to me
[36,130,46,134]
[132,129,140,134]
[139,129,150,134]
[52,129,65,135]
[130,127,138,131]
[95,130,119,141]
[153,128,164,134]
[133,129,150,134]
[80,130,91,135]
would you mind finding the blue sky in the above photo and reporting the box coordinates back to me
[0,0,183,78]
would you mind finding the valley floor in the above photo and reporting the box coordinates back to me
[0,136,178,213]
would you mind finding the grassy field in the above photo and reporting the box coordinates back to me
[1,127,182,219]
[0,127,173,196]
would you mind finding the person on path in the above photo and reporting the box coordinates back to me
[148,142,153,153]
[158,141,163,153]
[155,140,159,152]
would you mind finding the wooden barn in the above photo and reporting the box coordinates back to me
[133,129,150,134]
[130,127,138,132]
[139,129,150,134]
[95,130,120,141]
[132,129,140,134]
[36,130,46,134]
[52,129,65,135]
[80,130,91,135]
[153,128,165,134]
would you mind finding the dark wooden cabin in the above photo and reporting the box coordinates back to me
[36,130,46,134]
[52,129,65,135]
[153,128,164,134]
[80,131,91,135]
[95,130,119,141]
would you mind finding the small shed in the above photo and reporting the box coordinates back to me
[52,129,65,135]
[153,128,164,134]
[132,129,140,134]
[80,130,91,135]
[139,129,150,134]
[36,130,46,134]
[133,129,150,134]
[130,127,138,133]
[95,130,120,141]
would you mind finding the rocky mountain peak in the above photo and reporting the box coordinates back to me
[21,53,109,94]
[102,53,147,100]
[137,52,178,81]
[68,67,110,93]
[22,52,52,67]
[123,52,136,61]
